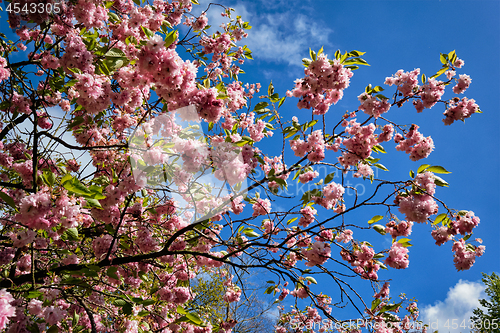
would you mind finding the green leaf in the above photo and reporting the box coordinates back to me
[85,198,102,209]
[373,163,389,171]
[268,81,274,96]
[433,175,449,187]
[254,102,269,111]
[342,57,370,66]
[64,179,93,196]
[164,30,178,48]
[305,276,317,284]
[65,228,79,241]
[141,26,154,39]
[104,48,126,58]
[440,53,448,65]
[42,170,56,187]
[368,215,383,224]
[122,302,133,315]
[324,172,336,184]
[421,73,426,84]
[426,166,451,174]
[373,224,386,235]
[185,312,203,325]
[372,144,387,153]
[264,285,275,294]
[409,170,415,178]
[334,50,341,60]
[397,238,412,247]
[278,96,286,108]
[68,116,85,129]
[303,119,318,130]
[287,217,298,225]
[0,192,16,210]
[26,290,43,298]
[138,271,149,282]
[373,86,384,92]
[371,298,382,311]
[380,302,402,313]
[448,50,457,64]
[284,130,298,139]
[72,311,80,326]
[142,299,155,306]
[430,67,448,79]
[349,50,366,56]
[47,325,59,333]
[309,48,316,61]
[243,228,260,238]
[417,164,430,173]
[107,267,119,280]
[433,213,447,225]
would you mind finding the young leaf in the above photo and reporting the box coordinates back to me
[426,165,451,174]
[0,192,16,210]
[433,213,447,225]
[368,215,383,224]
[373,224,386,235]
[433,175,449,187]
[417,164,430,173]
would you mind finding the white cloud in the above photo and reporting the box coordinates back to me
[199,2,333,67]
[241,10,333,66]
[421,280,486,333]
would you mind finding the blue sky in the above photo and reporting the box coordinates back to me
[198,0,500,330]
[1,0,498,330]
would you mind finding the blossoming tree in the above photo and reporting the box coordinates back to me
[0,0,485,331]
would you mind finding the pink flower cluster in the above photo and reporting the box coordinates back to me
[374,282,390,299]
[73,0,109,29]
[452,239,485,271]
[453,74,471,94]
[223,287,241,303]
[341,244,380,280]
[312,181,345,210]
[442,97,479,125]
[299,205,317,227]
[394,124,434,161]
[384,242,409,269]
[16,191,52,229]
[335,229,353,243]
[385,69,420,97]
[286,54,353,115]
[298,170,319,184]
[339,121,378,167]
[302,241,331,267]
[290,130,325,162]
[73,73,112,115]
[412,78,445,112]
[252,198,271,217]
[7,92,32,114]
[92,234,118,260]
[357,93,391,118]
[40,53,60,70]
[385,220,413,239]
[0,289,15,330]
[415,171,436,195]
[60,33,95,74]
[431,211,481,246]
[0,57,10,83]
[397,193,438,224]
[158,286,192,304]
[353,163,374,178]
